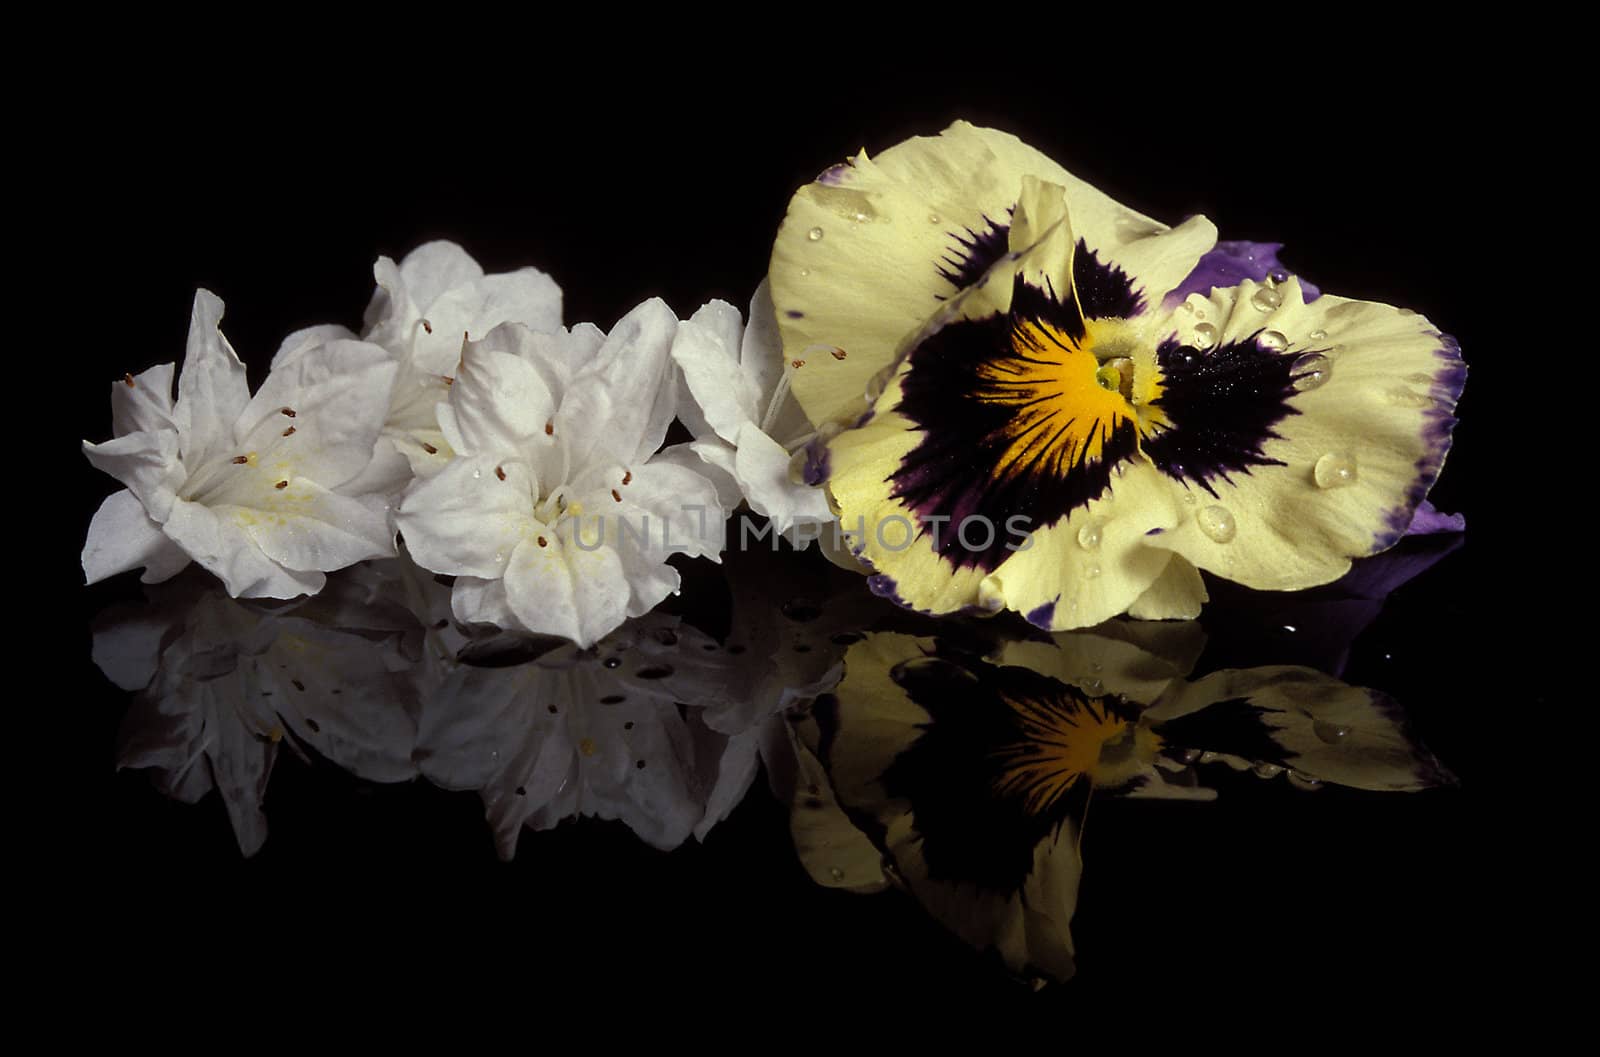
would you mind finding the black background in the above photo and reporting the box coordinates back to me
[48,45,1537,1022]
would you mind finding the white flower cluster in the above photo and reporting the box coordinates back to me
[83,242,832,646]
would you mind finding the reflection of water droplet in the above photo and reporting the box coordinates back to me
[829,866,845,881]
[1076,520,1102,550]
[1287,771,1323,790]
[1313,720,1349,744]
[1199,751,1220,764]
[579,738,597,757]
[636,665,674,680]
[1291,352,1332,391]
[781,599,823,622]
[1192,322,1218,350]
[1197,505,1237,543]
[1253,761,1284,778]
[1313,452,1359,489]
[807,227,823,241]
[1083,677,1104,693]
[1258,329,1288,352]
[1282,624,1297,634]
[1179,747,1202,763]
[890,657,976,687]
[1252,286,1282,311]
[602,657,622,669]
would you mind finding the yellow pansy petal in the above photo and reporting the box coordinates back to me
[770,121,1216,429]
[1126,554,1209,621]
[1143,278,1465,590]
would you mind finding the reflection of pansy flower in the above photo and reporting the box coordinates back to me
[801,625,1452,983]
[769,123,1465,628]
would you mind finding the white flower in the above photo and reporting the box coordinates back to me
[671,281,833,537]
[273,240,563,495]
[395,300,724,647]
[82,290,399,598]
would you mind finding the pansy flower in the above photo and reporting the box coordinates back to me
[769,122,1465,628]
[82,291,400,598]
[393,301,724,647]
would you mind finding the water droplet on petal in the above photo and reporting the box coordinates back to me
[1251,285,1282,312]
[799,267,810,277]
[928,213,941,224]
[1197,505,1237,543]
[1291,352,1332,391]
[1199,750,1221,765]
[1076,520,1103,550]
[1192,322,1218,350]
[1084,563,1102,580]
[602,657,622,669]
[1313,720,1349,744]
[1083,677,1104,693]
[1309,329,1328,342]
[1258,329,1288,352]
[472,469,483,479]
[1313,452,1359,489]
[807,227,823,241]
[1253,761,1284,779]
[1287,771,1323,790]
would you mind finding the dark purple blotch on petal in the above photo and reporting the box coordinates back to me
[1145,332,1301,494]
[785,310,804,319]
[1025,599,1057,628]
[801,436,831,487]
[936,214,1011,293]
[817,162,852,186]
[1163,241,1322,308]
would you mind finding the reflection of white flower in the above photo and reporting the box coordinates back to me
[274,240,563,494]
[83,291,398,598]
[416,614,757,856]
[395,300,724,647]
[671,282,832,537]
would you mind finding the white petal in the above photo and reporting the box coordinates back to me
[450,574,522,629]
[162,498,325,599]
[672,303,758,444]
[396,240,484,312]
[240,477,396,574]
[237,338,399,489]
[732,423,832,535]
[81,430,183,522]
[679,439,745,512]
[270,324,360,369]
[445,337,558,455]
[82,489,191,585]
[395,454,540,580]
[741,281,786,413]
[111,363,177,438]
[174,289,251,469]
[558,298,678,468]
[503,530,630,647]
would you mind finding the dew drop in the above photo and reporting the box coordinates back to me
[1197,505,1237,543]
[1269,268,1290,285]
[1084,563,1102,580]
[602,656,622,669]
[1252,761,1284,779]
[1179,747,1203,764]
[1083,677,1104,693]
[1192,322,1218,350]
[1287,771,1323,790]
[1076,520,1103,550]
[1313,720,1349,744]
[829,866,846,881]
[1251,285,1282,312]
[1290,352,1332,391]
[1313,452,1359,489]
[807,226,823,241]
[928,213,941,224]
[1309,329,1328,342]
[472,469,483,479]
[1258,329,1288,352]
